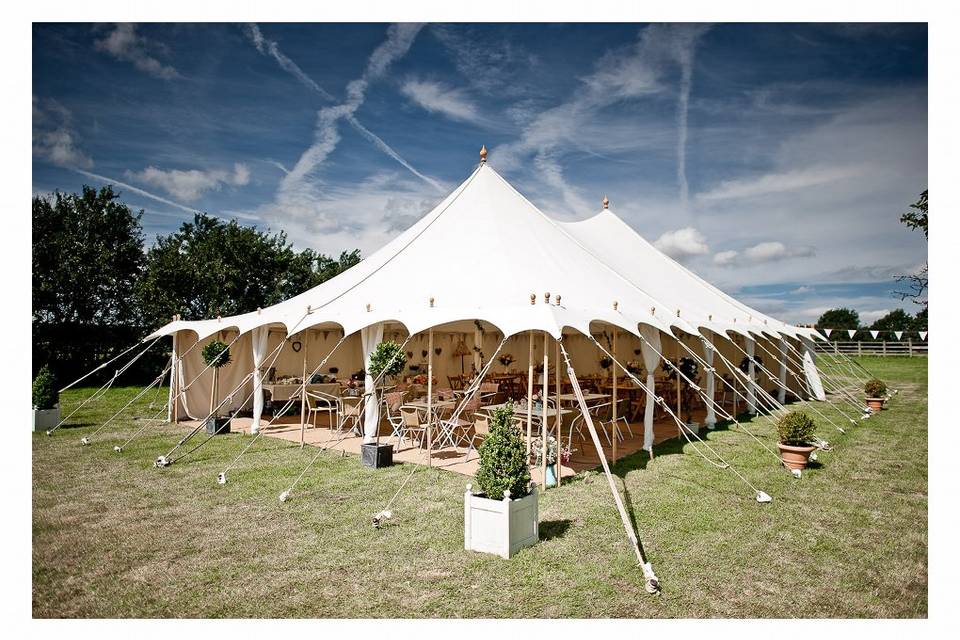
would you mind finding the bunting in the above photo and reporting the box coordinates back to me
[894,331,903,340]
[920,331,928,341]
[822,328,833,337]
[869,330,879,339]
[847,329,857,338]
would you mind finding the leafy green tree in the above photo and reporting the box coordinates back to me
[137,214,361,327]
[911,307,927,332]
[32,186,149,379]
[895,190,928,307]
[870,309,914,333]
[33,186,145,326]
[815,308,860,338]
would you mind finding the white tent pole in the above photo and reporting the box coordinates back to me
[169,333,178,424]
[427,328,434,468]
[299,329,309,449]
[541,330,549,489]
[612,328,618,463]
[526,330,534,457]
[555,337,561,486]
[675,336,682,425]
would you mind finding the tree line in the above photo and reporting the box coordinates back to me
[815,307,927,338]
[32,185,361,382]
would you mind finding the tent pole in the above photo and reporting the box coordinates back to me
[612,328,618,463]
[427,328,434,468]
[555,336,561,487]
[541,331,549,490]
[526,330,534,457]
[299,329,309,448]
[676,337,682,428]
[172,334,179,425]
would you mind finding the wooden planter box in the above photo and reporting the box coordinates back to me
[464,484,538,559]
[33,407,60,432]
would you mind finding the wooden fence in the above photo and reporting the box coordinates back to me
[816,340,928,357]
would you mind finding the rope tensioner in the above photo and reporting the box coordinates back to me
[155,455,170,468]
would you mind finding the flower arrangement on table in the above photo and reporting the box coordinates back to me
[498,353,515,367]
[530,435,573,466]
[626,360,643,375]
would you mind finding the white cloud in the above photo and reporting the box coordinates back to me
[400,79,481,123]
[654,227,709,260]
[245,23,333,100]
[743,241,814,263]
[32,96,94,169]
[697,164,866,201]
[126,163,251,202]
[72,168,199,215]
[712,241,815,267]
[713,249,739,266]
[858,309,894,324]
[94,23,179,80]
[791,285,813,294]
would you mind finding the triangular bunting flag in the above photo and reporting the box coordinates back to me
[870,330,879,339]
[823,328,832,337]
[894,331,903,340]
[847,329,857,338]
[919,331,927,341]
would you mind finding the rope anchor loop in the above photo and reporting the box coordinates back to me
[372,509,393,529]
[217,472,227,485]
[80,437,90,446]
[154,455,170,468]
[113,446,122,453]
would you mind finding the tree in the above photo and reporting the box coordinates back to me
[815,308,860,337]
[911,307,927,332]
[33,186,145,326]
[870,309,914,333]
[32,186,149,380]
[895,190,928,307]
[137,213,361,327]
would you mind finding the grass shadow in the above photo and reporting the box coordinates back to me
[539,518,572,541]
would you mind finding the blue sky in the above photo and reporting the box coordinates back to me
[32,23,928,324]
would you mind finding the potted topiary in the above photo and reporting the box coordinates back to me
[465,405,538,558]
[201,339,233,435]
[32,365,59,432]
[864,379,887,413]
[776,411,817,471]
[362,340,407,468]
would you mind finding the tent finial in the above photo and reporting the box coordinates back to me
[429,297,435,308]
[479,145,487,163]
[602,195,609,209]
[366,303,372,312]
[613,301,619,311]
[555,294,561,306]
[530,293,536,305]
[544,292,551,304]
[650,307,656,316]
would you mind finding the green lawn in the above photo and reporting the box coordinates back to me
[32,356,927,618]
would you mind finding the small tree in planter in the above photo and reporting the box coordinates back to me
[465,405,538,558]
[201,339,232,434]
[32,365,60,432]
[361,341,407,467]
[864,378,888,413]
[776,411,817,471]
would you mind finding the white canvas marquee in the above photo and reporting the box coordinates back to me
[147,155,825,437]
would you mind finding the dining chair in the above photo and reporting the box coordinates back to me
[447,375,466,391]
[383,398,407,447]
[337,395,364,436]
[461,413,490,461]
[306,390,339,429]
[399,405,427,451]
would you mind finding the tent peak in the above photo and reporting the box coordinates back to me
[602,195,609,209]
[479,144,487,163]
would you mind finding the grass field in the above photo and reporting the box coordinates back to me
[32,356,927,618]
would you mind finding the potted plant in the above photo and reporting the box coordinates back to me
[465,405,538,558]
[362,340,407,468]
[776,411,817,471]
[201,339,233,435]
[530,434,572,488]
[32,365,60,432]
[864,379,887,413]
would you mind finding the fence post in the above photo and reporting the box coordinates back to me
[882,340,886,356]
[908,339,913,357]
[858,341,862,357]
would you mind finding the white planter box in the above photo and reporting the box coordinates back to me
[464,484,538,559]
[33,407,60,432]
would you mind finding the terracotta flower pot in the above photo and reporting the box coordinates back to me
[865,397,885,413]
[777,442,817,470]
